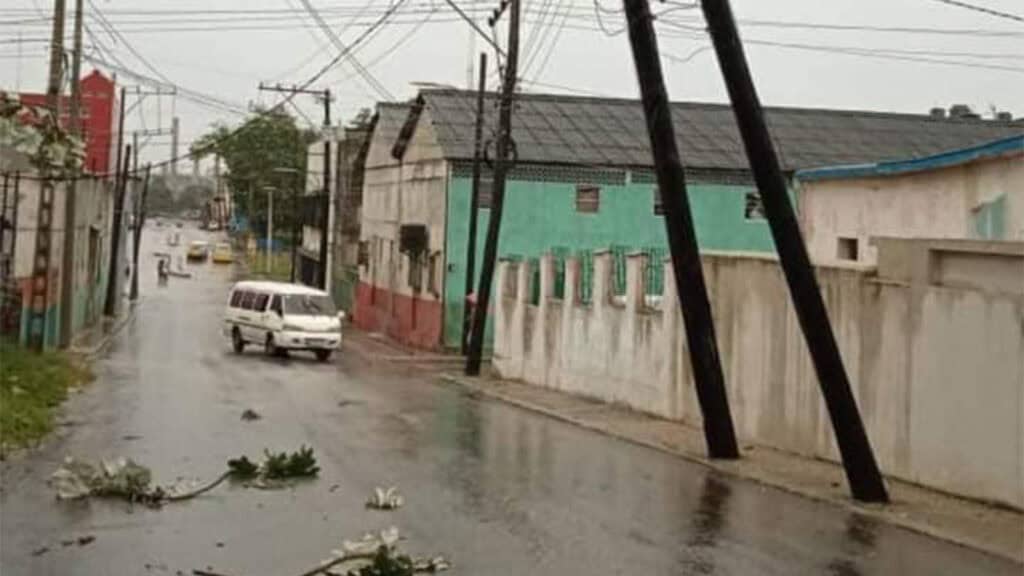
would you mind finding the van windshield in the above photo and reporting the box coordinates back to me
[283,294,337,316]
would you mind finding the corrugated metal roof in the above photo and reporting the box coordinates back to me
[414,89,1022,171]
[797,134,1024,181]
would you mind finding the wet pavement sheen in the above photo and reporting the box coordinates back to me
[1,226,1020,576]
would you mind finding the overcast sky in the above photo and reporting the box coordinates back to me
[2,0,1022,168]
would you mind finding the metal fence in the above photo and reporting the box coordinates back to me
[577,249,594,304]
[643,247,667,296]
[515,246,666,305]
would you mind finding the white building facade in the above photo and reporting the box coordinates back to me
[797,135,1023,265]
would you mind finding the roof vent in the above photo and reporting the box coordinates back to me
[929,107,946,118]
[995,111,1013,121]
[949,104,980,119]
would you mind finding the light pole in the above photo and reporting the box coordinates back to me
[261,186,275,274]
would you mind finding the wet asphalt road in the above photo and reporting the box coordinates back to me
[1,225,1020,576]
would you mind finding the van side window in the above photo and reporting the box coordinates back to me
[239,291,255,310]
[230,290,244,307]
[253,293,269,312]
[270,295,283,315]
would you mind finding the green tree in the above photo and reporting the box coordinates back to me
[191,108,315,233]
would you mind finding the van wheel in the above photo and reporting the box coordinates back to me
[232,328,245,353]
[314,349,331,362]
[264,334,279,357]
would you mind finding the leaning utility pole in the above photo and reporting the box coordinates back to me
[465,0,520,375]
[58,0,83,348]
[27,0,67,350]
[130,164,150,301]
[698,0,888,501]
[104,145,130,317]
[461,52,488,355]
[621,0,739,458]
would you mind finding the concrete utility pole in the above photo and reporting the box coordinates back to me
[170,117,180,176]
[621,0,739,459]
[258,82,333,289]
[698,0,888,501]
[130,164,150,301]
[58,0,84,348]
[465,0,520,376]
[44,0,66,116]
[265,187,274,274]
[320,90,331,290]
[104,144,129,317]
[462,52,488,355]
[28,0,67,350]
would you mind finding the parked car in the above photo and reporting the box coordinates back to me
[186,240,210,262]
[223,281,343,361]
[212,243,234,264]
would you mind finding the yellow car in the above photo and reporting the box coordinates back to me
[212,243,234,264]
[186,240,210,262]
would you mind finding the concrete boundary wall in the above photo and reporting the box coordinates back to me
[493,239,1024,508]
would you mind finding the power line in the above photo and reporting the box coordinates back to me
[657,19,1024,72]
[927,0,1024,23]
[525,0,573,80]
[439,0,507,57]
[110,0,411,178]
[293,0,395,100]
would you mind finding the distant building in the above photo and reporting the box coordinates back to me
[356,89,1020,350]
[797,135,1024,265]
[18,70,118,174]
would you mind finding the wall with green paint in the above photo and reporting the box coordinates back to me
[442,174,778,349]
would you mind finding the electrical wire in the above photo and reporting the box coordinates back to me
[525,0,573,80]
[440,0,507,57]
[294,0,395,101]
[927,0,1023,23]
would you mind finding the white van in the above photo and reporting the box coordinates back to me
[223,281,343,361]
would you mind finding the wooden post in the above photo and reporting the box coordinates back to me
[699,0,887,501]
[465,0,521,376]
[621,0,739,458]
[462,52,488,355]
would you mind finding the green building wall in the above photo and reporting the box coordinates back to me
[442,171,779,349]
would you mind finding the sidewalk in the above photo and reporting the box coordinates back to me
[69,305,135,357]
[437,370,1023,564]
[343,327,467,366]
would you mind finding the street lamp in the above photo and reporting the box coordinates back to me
[272,167,301,284]
[260,186,277,275]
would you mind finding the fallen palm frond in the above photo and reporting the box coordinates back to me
[51,445,320,506]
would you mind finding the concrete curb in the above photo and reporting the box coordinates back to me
[69,303,136,359]
[439,372,1024,565]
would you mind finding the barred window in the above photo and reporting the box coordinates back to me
[576,184,600,213]
[653,187,665,216]
[744,191,766,220]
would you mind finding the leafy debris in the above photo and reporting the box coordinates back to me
[366,486,403,510]
[51,446,320,506]
[262,446,319,480]
[240,409,261,422]
[226,456,259,481]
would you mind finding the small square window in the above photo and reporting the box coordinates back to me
[653,187,665,216]
[576,184,600,213]
[744,191,765,220]
[837,237,859,261]
[357,241,369,267]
